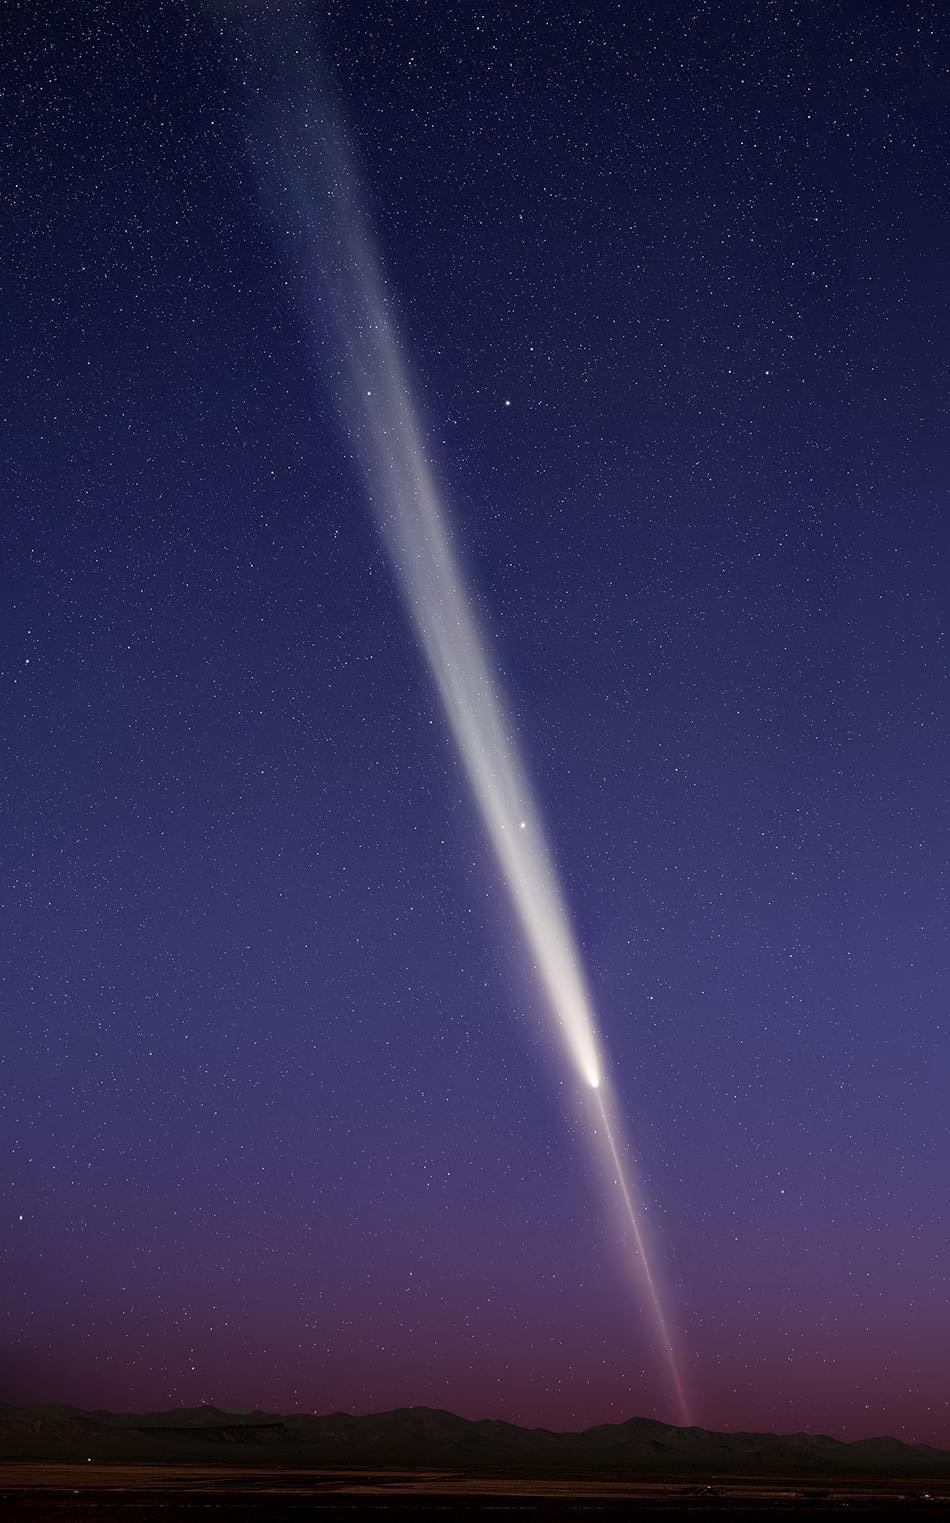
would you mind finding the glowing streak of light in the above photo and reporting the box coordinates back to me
[246,48,689,1423]
[593,1087,691,1426]
[269,104,603,1095]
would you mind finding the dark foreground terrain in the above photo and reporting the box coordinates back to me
[3,1404,949,1519]
[2,1464,950,1521]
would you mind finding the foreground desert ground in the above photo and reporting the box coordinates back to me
[2,1463,950,1520]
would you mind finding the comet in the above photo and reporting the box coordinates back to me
[244,39,689,1425]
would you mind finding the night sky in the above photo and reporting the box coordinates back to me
[2,0,949,1446]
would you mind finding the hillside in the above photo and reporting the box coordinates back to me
[1,1402,948,1475]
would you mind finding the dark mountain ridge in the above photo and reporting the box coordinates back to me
[1,1401,948,1475]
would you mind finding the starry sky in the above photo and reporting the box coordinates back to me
[2,0,949,1446]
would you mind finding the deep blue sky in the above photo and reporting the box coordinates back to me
[1,0,948,1443]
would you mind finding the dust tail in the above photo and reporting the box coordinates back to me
[594,1086,691,1427]
[237,17,689,1430]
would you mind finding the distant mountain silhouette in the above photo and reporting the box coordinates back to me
[1,1401,948,1475]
